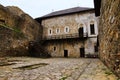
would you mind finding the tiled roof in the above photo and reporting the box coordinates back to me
[36,7,94,20]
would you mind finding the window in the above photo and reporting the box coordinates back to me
[50,30,52,34]
[64,27,69,33]
[90,24,95,34]
[54,47,56,51]
[78,27,84,37]
[48,29,52,35]
[56,28,60,34]
[66,28,68,32]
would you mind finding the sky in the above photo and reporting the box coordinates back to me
[0,0,94,18]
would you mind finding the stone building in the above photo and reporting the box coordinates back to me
[94,0,120,78]
[36,7,99,58]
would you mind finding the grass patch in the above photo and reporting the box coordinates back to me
[117,78,120,80]
[59,76,68,80]
[102,68,113,76]
[0,24,18,32]
[105,71,113,75]
[0,23,25,39]
[75,67,79,69]
[104,69,113,75]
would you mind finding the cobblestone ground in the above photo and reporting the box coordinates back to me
[0,57,119,80]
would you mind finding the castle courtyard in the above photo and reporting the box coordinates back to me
[0,57,118,80]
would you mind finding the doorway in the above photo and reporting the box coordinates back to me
[64,50,68,57]
[80,47,85,57]
[78,27,84,37]
[94,45,98,52]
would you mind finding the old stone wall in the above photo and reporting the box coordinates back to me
[42,11,99,38]
[99,0,120,77]
[44,39,84,58]
[0,5,42,57]
[43,38,97,58]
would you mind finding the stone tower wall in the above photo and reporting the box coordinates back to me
[99,0,120,77]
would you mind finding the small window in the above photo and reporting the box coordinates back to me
[90,24,95,34]
[48,29,52,35]
[50,30,52,34]
[54,47,56,51]
[56,28,60,34]
[66,28,68,32]
[64,27,69,33]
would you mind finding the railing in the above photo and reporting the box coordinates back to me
[42,33,88,40]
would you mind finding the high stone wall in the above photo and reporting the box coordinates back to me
[99,0,120,77]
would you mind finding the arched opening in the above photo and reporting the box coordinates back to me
[64,26,69,33]
[78,27,84,38]
[48,28,52,35]
[90,21,95,35]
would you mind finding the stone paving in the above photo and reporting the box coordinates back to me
[0,57,119,80]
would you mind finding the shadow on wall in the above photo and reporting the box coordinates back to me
[28,41,51,58]
[86,54,98,58]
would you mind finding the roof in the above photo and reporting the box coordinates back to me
[35,7,94,20]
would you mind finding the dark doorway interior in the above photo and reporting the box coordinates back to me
[94,45,98,52]
[79,27,84,37]
[90,24,95,35]
[64,50,68,57]
[80,48,85,57]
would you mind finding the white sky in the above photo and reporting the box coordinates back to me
[0,0,94,18]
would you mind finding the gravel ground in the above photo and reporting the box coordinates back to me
[0,57,119,80]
